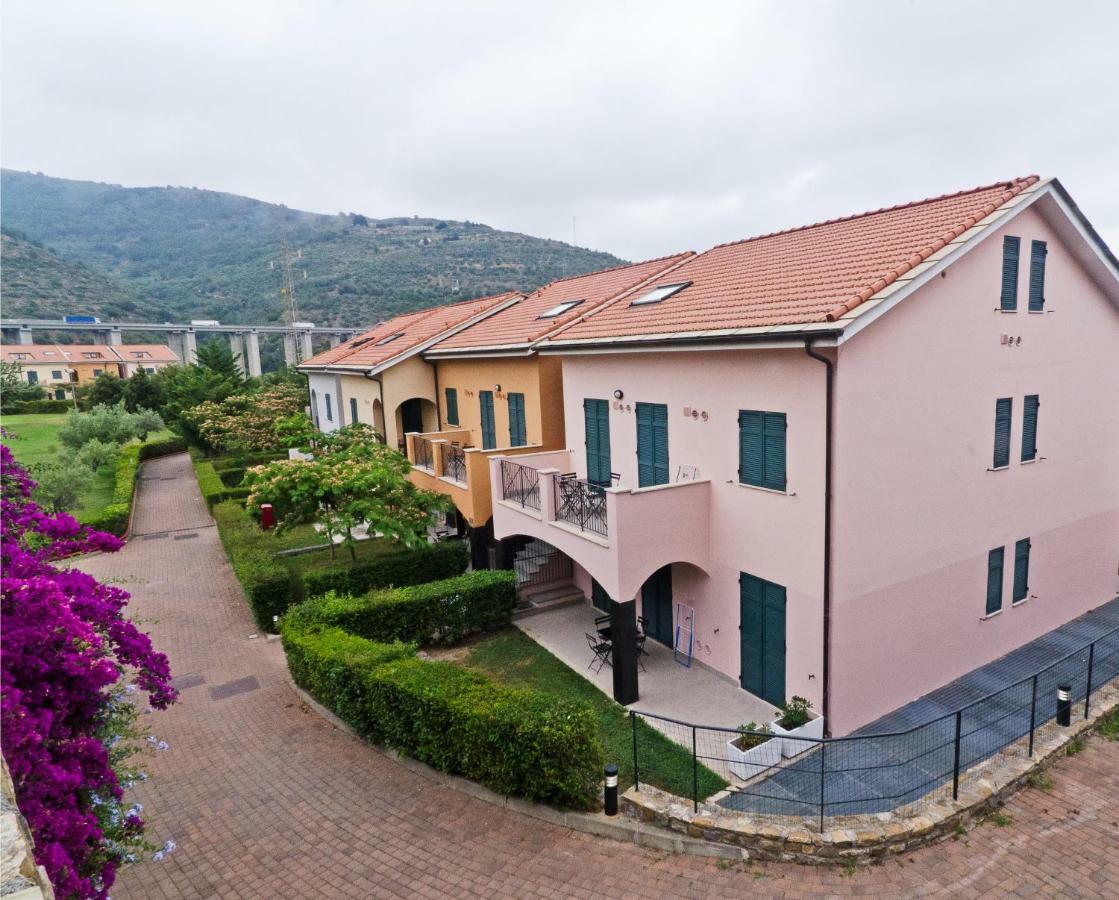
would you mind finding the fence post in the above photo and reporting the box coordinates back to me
[818,740,826,833]
[1028,673,1038,757]
[1084,641,1095,719]
[952,710,962,801]
[691,725,699,813]
[630,711,639,791]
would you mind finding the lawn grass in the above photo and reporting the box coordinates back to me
[454,628,727,799]
[2,412,175,519]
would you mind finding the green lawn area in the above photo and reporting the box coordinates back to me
[452,628,727,799]
[1,412,174,519]
[271,523,401,571]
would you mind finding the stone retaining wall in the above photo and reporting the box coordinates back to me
[1,756,53,900]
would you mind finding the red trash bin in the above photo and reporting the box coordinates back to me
[260,503,275,530]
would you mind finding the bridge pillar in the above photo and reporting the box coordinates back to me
[229,333,246,376]
[299,331,313,363]
[17,327,34,345]
[283,333,298,368]
[245,331,262,378]
[329,334,342,348]
[183,330,198,364]
[107,327,123,346]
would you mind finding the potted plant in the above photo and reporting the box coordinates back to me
[770,696,824,757]
[725,722,781,780]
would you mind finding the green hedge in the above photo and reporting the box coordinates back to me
[79,444,140,535]
[302,540,469,598]
[1,399,73,414]
[287,571,516,647]
[193,459,251,508]
[138,436,187,460]
[212,501,293,629]
[282,623,602,809]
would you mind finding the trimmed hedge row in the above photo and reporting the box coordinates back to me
[79,445,140,535]
[1,399,73,414]
[211,501,292,629]
[282,622,602,809]
[303,540,468,598]
[138,436,187,460]
[286,571,516,647]
[193,459,251,508]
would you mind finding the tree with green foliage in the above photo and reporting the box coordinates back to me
[130,408,164,442]
[32,461,94,512]
[194,341,242,383]
[0,361,47,402]
[181,382,305,454]
[152,365,239,440]
[122,366,164,413]
[59,403,138,449]
[273,411,318,449]
[244,424,449,560]
[76,438,118,472]
[79,372,127,408]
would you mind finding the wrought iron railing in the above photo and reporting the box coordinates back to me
[442,443,467,483]
[553,473,609,537]
[629,621,1119,829]
[413,436,434,471]
[512,538,573,588]
[500,459,540,510]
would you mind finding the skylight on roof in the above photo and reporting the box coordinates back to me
[538,299,584,319]
[376,332,404,346]
[630,282,691,306]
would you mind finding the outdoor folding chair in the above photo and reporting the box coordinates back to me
[635,632,648,671]
[585,632,612,673]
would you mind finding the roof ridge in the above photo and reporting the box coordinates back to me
[825,175,1040,321]
[713,176,1040,251]
[523,251,694,297]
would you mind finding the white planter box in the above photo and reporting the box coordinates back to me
[770,713,825,758]
[725,734,782,780]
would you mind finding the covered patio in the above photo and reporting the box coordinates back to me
[516,601,776,727]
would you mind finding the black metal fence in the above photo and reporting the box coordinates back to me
[500,459,540,510]
[553,473,609,537]
[630,623,1119,829]
[413,436,434,470]
[442,443,467,483]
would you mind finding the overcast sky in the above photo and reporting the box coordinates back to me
[3,0,1117,260]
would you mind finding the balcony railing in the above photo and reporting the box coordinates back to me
[500,459,541,511]
[553,473,611,537]
[442,442,467,483]
[413,436,434,471]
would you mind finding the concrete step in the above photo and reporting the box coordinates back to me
[514,583,586,620]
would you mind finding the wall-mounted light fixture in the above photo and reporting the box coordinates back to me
[494,384,502,392]
[613,389,624,400]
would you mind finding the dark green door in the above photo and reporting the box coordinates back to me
[507,392,526,446]
[739,573,786,705]
[591,579,612,612]
[635,402,669,487]
[584,398,611,486]
[479,391,496,449]
[641,566,673,647]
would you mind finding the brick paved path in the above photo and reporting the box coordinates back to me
[80,453,1119,899]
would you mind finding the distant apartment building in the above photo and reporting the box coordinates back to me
[1,343,180,398]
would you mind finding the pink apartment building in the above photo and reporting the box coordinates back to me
[488,176,1119,735]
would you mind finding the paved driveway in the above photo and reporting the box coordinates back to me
[79,453,1119,899]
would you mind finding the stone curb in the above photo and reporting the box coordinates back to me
[622,679,1119,865]
[284,675,747,861]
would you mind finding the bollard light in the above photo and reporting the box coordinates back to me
[1056,684,1071,726]
[604,763,619,816]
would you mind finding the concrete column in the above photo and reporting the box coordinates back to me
[168,332,185,363]
[107,328,123,346]
[245,331,262,378]
[329,334,342,348]
[299,331,314,362]
[183,329,198,364]
[229,333,246,376]
[18,327,34,345]
[283,333,298,367]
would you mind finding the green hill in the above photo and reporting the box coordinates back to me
[0,169,625,327]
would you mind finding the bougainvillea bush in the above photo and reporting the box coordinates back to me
[1,444,177,899]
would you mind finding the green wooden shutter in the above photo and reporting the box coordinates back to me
[739,574,764,695]
[1021,394,1039,462]
[761,581,787,705]
[738,411,764,486]
[445,387,459,426]
[986,547,1004,615]
[993,398,1012,468]
[636,402,669,487]
[1028,240,1047,311]
[349,397,358,425]
[479,391,496,449]
[584,399,611,485]
[1000,236,1020,311]
[763,412,787,490]
[1013,538,1031,603]
[507,392,526,446]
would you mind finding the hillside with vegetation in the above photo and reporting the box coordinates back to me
[0,169,625,327]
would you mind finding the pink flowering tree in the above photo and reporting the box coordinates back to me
[1,444,177,899]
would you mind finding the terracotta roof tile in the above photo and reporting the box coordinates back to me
[429,253,695,352]
[547,177,1040,344]
[300,292,520,369]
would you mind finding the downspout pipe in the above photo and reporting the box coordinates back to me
[804,339,833,734]
[363,371,386,444]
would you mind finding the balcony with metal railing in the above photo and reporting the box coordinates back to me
[489,450,711,603]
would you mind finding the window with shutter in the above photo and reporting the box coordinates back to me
[507,393,526,447]
[479,391,496,449]
[325,393,333,422]
[1028,240,1047,311]
[445,387,459,426]
[349,397,358,425]
[635,402,669,487]
[986,547,1004,615]
[1000,236,1020,311]
[1013,538,1031,603]
[993,398,1012,468]
[1021,395,1039,462]
[584,399,611,486]
[739,410,787,490]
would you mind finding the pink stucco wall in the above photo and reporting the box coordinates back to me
[830,200,1119,733]
[556,350,828,711]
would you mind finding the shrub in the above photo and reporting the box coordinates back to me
[138,436,187,460]
[211,501,293,628]
[80,445,141,535]
[77,438,118,472]
[302,540,468,598]
[32,461,93,512]
[288,571,516,647]
[59,403,139,449]
[193,458,249,508]
[0,399,72,414]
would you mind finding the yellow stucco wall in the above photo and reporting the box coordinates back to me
[329,356,439,449]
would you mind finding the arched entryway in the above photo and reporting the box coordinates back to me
[394,397,438,449]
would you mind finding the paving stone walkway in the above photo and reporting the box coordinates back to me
[80,453,1119,898]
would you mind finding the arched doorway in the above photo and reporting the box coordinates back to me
[394,397,438,449]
